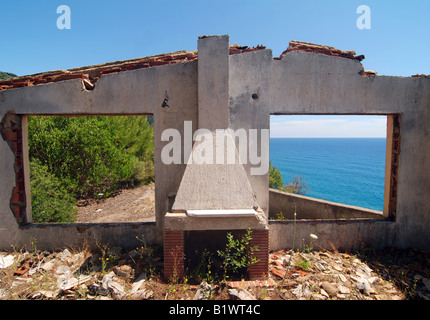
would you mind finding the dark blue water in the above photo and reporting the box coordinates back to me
[270,138,386,211]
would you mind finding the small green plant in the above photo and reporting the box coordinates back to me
[133,235,159,278]
[303,233,319,253]
[276,211,288,221]
[190,248,215,284]
[95,240,120,274]
[29,238,38,254]
[295,257,313,271]
[217,229,259,281]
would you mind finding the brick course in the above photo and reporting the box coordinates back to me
[163,231,185,281]
[0,111,27,225]
[248,229,269,280]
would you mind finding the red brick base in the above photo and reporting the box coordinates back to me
[163,231,184,281]
[248,229,269,280]
[163,229,269,281]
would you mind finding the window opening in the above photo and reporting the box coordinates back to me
[25,115,155,224]
[269,114,398,220]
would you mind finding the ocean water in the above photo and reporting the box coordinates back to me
[269,138,386,211]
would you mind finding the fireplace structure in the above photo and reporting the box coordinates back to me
[163,36,269,280]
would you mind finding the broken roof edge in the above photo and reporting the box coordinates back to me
[277,40,365,62]
[0,49,199,92]
[0,44,266,92]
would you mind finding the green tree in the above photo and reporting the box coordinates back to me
[269,161,308,195]
[269,161,284,190]
[106,116,154,185]
[28,115,155,223]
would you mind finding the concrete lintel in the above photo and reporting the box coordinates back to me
[164,211,268,231]
[186,209,258,218]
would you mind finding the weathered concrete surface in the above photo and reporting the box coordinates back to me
[268,218,395,252]
[172,131,258,212]
[229,49,272,217]
[0,59,198,249]
[269,188,384,220]
[267,188,394,252]
[164,211,267,231]
[198,35,230,130]
[172,36,260,218]
[228,46,429,249]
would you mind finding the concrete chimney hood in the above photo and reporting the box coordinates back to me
[164,35,268,231]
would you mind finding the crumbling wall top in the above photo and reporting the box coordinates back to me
[0,44,266,92]
[277,40,365,61]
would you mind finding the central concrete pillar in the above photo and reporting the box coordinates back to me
[163,35,269,281]
[197,35,230,130]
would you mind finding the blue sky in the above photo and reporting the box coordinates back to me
[270,115,387,138]
[1,0,428,137]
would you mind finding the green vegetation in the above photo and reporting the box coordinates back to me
[269,161,308,195]
[28,115,154,223]
[189,229,259,283]
[0,71,17,80]
[217,229,259,281]
[294,257,314,271]
[29,160,78,223]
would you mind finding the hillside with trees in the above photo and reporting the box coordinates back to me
[0,71,17,79]
[28,116,154,223]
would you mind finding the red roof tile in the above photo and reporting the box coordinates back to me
[277,40,365,61]
[0,44,266,92]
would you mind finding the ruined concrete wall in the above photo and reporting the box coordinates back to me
[229,48,430,250]
[269,219,396,252]
[0,36,429,252]
[268,188,383,220]
[0,61,198,250]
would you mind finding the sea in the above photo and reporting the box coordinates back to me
[269,138,386,211]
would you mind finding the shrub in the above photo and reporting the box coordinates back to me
[29,160,77,223]
[269,161,308,195]
[269,161,284,190]
[28,116,154,198]
[217,229,259,280]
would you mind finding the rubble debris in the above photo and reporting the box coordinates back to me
[0,254,15,269]
[193,282,214,300]
[0,245,429,300]
[228,288,257,300]
[411,74,429,79]
[359,70,378,77]
[267,247,430,300]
